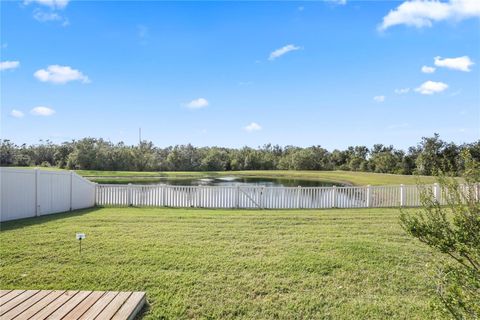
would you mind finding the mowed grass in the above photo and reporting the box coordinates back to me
[75,169,438,186]
[0,207,439,319]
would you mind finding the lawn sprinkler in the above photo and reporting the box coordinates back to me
[76,233,86,253]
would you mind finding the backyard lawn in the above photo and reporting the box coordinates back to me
[0,207,439,319]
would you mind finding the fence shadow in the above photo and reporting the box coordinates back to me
[0,207,101,232]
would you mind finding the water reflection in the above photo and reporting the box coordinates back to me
[148,176,342,187]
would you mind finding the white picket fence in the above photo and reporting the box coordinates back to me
[2,168,477,221]
[95,183,477,209]
[0,167,96,222]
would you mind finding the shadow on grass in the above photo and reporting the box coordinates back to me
[0,207,102,232]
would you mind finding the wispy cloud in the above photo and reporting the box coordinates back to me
[415,80,448,95]
[325,0,347,5]
[25,0,69,25]
[10,109,25,118]
[434,56,474,72]
[373,95,385,102]
[244,122,262,132]
[34,65,90,84]
[185,98,209,109]
[378,0,480,31]
[33,9,69,26]
[394,88,410,94]
[269,44,301,61]
[0,60,20,71]
[31,106,56,116]
[24,0,69,9]
[421,65,436,73]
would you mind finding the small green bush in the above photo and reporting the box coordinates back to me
[400,151,480,319]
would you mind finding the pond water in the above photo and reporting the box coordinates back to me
[126,176,343,187]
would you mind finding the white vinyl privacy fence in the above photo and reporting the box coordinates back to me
[1,168,96,222]
[96,183,479,209]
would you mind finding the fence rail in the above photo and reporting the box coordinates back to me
[95,183,479,209]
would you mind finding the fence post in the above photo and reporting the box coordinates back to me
[235,185,240,209]
[128,183,132,206]
[400,184,405,207]
[332,185,337,208]
[260,186,265,209]
[366,185,371,208]
[161,184,166,207]
[69,170,74,211]
[35,168,40,216]
[296,186,301,209]
[433,183,440,203]
[95,183,98,206]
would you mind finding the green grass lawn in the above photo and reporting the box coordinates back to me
[0,207,439,319]
[76,169,438,186]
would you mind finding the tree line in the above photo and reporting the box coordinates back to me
[1,134,478,176]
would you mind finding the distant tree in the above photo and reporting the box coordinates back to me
[400,151,480,318]
[2,134,477,175]
[348,146,369,171]
[415,134,446,175]
[201,148,229,171]
[0,140,16,165]
[54,142,74,168]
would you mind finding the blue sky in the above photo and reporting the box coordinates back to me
[1,0,479,150]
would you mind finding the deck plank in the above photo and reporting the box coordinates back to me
[46,290,91,319]
[112,292,146,320]
[14,290,66,319]
[62,291,105,319]
[0,290,39,316]
[0,290,25,306]
[95,291,131,319]
[77,291,118,320]
[0,290,145,320]
[29,290,78,320]
[1,290,52,320]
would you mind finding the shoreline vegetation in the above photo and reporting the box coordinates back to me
[1,135,478,180]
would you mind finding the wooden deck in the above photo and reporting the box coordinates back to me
[0,290,146,320]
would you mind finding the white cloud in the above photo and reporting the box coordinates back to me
[394,88,410,94]
[269,44,301,61]
[185,98,209,109]
[10,110,25,118]
[33,9,69,25]
[0,61,20,71]
[421,65,436,73]
[373,95,385,102]
[326,0,347,5]
[379,0,480,31]
[415,80,448,95]
[34,65,90,84]
[244,122,262,132]
[31,106,56,116]
[24,0,69,9]
[434,55,474,72]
